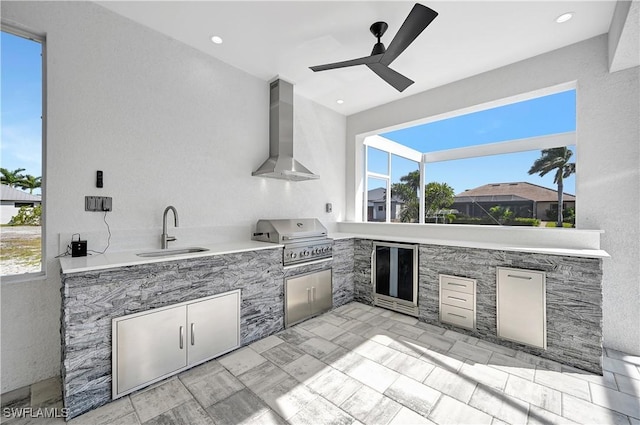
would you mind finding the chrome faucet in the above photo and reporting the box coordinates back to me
[161,206,179,249]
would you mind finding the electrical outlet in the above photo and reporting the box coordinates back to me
[85,196,113,212]
[326,203,332,213]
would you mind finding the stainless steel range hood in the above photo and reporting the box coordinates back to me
[252,79,319,181]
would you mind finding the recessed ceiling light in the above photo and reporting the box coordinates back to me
[336,99,344,104]
[556,12,573,23]
[211,35,223,44]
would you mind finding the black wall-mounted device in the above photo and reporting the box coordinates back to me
[71,235,87,257]
[96,170,103,188]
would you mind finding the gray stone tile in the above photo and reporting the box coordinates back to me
[459,361,509,391]
[562,393,631,425]
[344,356,400,393]
[384,375,441,417]
[297,337,341,359]
[420,348,465,373]
[178,360,225,387]
[386,311,419,326]
[218,347,266,376]
[310,322,348,340]
[206,388,271,425]
[605,357,640,380]
[527,405,579,425]
[414,321,446,335]
[340,385,402,425]
[515,351,563,372]
[249,335,284,354]
[68,396,136,425]
[344,321,374,336]
[321,313,350,327]
[288,391,354,425]
[143,399,213,425]
[606,349,640,367]
[383,352,435,382]
[262,342,306,367]
[353,340,398,364]
[615,374,640,397]
[428,394,492,425]
[130,378,194,423]
[475,339,517,357]
[364,329,402,347]
[561,365,618,390]
[468,384,529,425]
[443,329,479,345]
[504,374,561,415]
[1,385,30,410]
[487,351,536,381]
[449,340,493,364]
[589,382,640,418]
[112,411,142,425]
[388,322,425,340]
[416,332,457,352]
[534,368,591,400]
[388,406,436,425]
[184,369,244,408]
[237,361,289,394]
[245,409,288,425]
[423,366,477,404]
[282,354,328,384]
[254,376,318,420]
[331,331,368,351]
[307,368,363,406]
[387,336,432,359]
[277,327,316,346]
[367,314,396,329]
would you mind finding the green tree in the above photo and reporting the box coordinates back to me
[489,205,513,224]
[528,147,575,227]
[424,182,455,216]
[18,175,42,194]
[1,168,26,187]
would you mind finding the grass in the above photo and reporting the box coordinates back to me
[0,237,41,266]
[545,222,574,228]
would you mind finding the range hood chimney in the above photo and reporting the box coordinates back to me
[252,79,319,181]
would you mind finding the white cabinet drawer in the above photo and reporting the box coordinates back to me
[440,275,475,295]
[440,304,475,329]
[441,289,474,310]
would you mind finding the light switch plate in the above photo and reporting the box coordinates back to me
[326,203,332,213]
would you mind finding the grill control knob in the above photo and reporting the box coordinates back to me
[302,250,310,257]
[290,252,297,259]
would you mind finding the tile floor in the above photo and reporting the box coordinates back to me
[2,302,639,425]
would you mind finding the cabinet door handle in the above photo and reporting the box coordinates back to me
[179,326,184,349]
[312,287,316,302]
[507,274,533,280]
[191,323,195,346]
[371,249,376,286]
[447,296,466,302]
[448,282,467,287]
[448,312,467,319]
[307,288,311,304]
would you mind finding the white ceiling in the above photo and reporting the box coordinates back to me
[96,1,617,115]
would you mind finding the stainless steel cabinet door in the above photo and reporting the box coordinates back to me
[285,274,313,327]
[311,269,333,315]
[115,306,187,394]
[187,292,240,365]
[497,267,547,349]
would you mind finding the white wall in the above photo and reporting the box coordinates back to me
[346,35,640,355]
[0,1,346,393]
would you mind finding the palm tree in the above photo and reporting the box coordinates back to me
[528,147,576,227]
[0,168,26,187]
[19,175,42,194]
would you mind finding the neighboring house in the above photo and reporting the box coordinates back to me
[0,184,42,224]
[367,187,405,222]
[452,182,575,220]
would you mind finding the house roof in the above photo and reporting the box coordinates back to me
[0,184,41,202]
[368,188,404,204]
[454,182,576,203]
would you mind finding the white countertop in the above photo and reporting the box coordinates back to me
[329,232,610,259]
[59,240,283,274]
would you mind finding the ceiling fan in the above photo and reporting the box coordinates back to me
[309,3,438,92]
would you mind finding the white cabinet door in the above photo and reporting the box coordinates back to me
[187,291,240,365]
[497,267,546,349]
[115,306,187,395]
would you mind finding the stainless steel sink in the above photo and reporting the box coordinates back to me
[136,247,209,258]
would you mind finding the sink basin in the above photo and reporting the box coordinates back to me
[136,247,209,258]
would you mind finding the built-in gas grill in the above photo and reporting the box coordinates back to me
[252,218,333,266]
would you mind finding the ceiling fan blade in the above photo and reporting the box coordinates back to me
[366,63,414,92]
[380,3,438,66]
[310,54,383,72]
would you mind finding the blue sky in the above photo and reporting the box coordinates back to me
[375,90,577,195]
[1,31,43,188]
